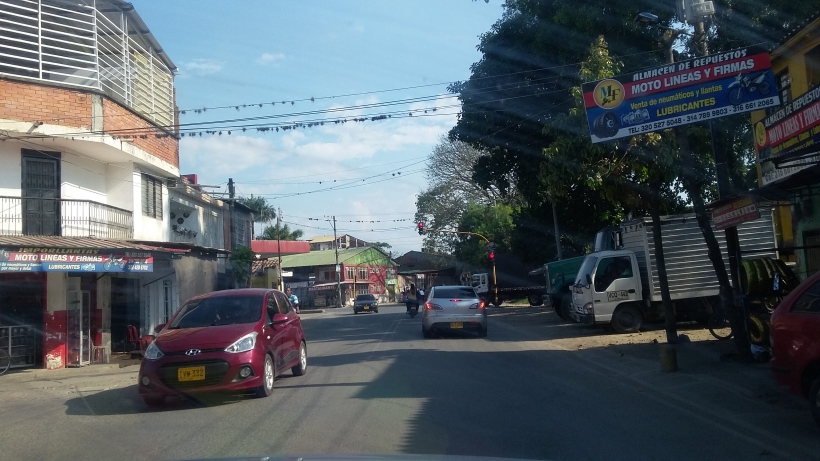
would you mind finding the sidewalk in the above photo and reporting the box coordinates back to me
[1,353,141,384]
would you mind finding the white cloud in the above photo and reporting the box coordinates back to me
[179,59,224,77]
[256,52,286,65]
[180,135,277,176]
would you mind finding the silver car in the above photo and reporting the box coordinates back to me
[421,285,487,338]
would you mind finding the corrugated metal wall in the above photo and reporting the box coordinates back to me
[622,209,776,302]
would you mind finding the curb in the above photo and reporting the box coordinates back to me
[300,309,325,314]
[2,362,140,383]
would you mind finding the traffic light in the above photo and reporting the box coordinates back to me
[486,242,496,261]
[417,222,425,235]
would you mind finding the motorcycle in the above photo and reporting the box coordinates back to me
[407,301,419,318]
[727,72,771,106]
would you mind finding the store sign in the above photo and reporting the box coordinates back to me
[755,85,820,185]
[0,249,153,272]
[712,195,760,230]
[583,46,778,143]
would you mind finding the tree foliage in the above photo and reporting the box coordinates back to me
[229,245,255,288]
[238,195,275,223]
[260,223,304,241]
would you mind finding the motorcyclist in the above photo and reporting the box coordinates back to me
[406,283,419,313]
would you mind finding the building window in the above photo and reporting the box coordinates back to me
[777,69,792,104]
[141,174,163,219]
[346,267,354,280]
[357,286,369,295]
[358,267,368,279]
[386,267,396,277]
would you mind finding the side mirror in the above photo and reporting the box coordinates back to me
[155,323,166,333]
[585,273,592,286]
[271,313,288,325]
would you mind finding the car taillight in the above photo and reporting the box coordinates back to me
[479,300,486,309]
[425,302,442,310]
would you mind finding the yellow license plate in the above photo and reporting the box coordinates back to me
[450,322,463,329]
[178,366,205,382]
[364,306,370,310]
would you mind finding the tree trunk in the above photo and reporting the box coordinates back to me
[677,128,752,361]
[649,179,677,344]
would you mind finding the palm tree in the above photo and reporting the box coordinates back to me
[261,223,304,241]
[238,195,275,224]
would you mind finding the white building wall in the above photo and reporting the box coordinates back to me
[61,152,107,203]
[0,145,21,197]
[131,170,169,241]
[106,162,134,212]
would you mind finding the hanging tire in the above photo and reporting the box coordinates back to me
[611,304,642,334]
[748,315,769,345]
[256,354,275,398]
[759,81,771,96]
[560,293,574,322]
[291,341,307,376]
[810,377,820,428]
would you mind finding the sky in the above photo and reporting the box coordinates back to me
[129,0,506,256]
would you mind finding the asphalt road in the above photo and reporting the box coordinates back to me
[1,304,818,461]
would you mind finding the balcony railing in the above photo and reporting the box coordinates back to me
[0,0,175,127]
[0,196,133,240]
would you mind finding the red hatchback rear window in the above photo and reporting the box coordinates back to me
[791,281,820,313]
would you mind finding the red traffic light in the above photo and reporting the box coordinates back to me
[417,222,425,235]
[488,251,495,261]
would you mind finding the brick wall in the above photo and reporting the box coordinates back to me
[102,98,179,167]
[0,77,91,128]
[0,77,179,168]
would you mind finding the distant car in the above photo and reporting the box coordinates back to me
[138,288,307,406]
[770,270,820,427]
[421,285,487,338]
[353,294,378,314]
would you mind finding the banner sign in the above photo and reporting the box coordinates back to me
[755,85,820,185]
[583,46,779,143]
[0,249,153,272]
[712,195,760,230]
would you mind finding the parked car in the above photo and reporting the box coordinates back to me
[770,270,820,427]
[138,288,307,406]
[353,293,379,314]
[421,285,487,338]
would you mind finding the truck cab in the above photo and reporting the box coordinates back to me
[571,250,644,333]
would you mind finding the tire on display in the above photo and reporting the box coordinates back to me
[560,293,574,322]
[708,312,734,340]
[143,396,164,407]
[611,304,642,334]
[292,341,307,376]
[810,376,820,428]
[256,354,275,398]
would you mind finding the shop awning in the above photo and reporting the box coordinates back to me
[0,236,164,273]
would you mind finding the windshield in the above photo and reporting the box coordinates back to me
[576,256,599,286]
[168,295,263,328]
[356,294,376,301]
[432,287,478,299]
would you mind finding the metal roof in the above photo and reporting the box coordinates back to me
[308,236,336,243]
[0,236,163,251]
[277,247,398,268]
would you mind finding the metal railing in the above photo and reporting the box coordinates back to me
[0,0,175,127]
[0,196,133,239]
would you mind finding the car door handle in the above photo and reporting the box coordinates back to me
[628,289,636,293]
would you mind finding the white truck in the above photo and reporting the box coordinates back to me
[571,210,777,333]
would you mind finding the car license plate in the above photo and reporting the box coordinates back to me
[450,322,463,329]
[364,305,370,310]
[178,366,205,382]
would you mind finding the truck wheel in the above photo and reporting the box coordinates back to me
[560,293,574,322]
[554,300,566,320]
[611,304,642,334]
[528,294,543,306]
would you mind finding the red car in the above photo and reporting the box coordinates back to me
[138,288,307,406]
[770,270,820,427]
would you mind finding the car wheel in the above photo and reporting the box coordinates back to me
[810,376,820,428]
[143,396,165,407]
[422,325,432,338]
[256,354,275,398]
[478,326,487,338]
[611,304,642,334]
[292,341,307,376]
[560,293,574,322]
[528,294,542,306]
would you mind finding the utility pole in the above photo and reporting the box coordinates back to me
[552,202,562,260]
[227,177,237,288]
[277,207,283,291]
[330,215,342,308]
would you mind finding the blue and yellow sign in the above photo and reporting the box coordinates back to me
[583,46,778,143]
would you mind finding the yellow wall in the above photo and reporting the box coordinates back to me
[251,267,279,289]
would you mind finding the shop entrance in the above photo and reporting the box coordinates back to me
[110,277,140,352]
[0,274,44,368]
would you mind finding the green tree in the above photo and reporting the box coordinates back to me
[453,203,516,267]
[230,245,255,288]
[238,195,275,224]
[260,223,304,241]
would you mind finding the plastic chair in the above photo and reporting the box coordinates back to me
[126,325,140,352]
[91,341,110,364]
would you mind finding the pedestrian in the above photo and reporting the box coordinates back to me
[286,286,301,314]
